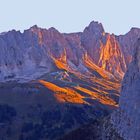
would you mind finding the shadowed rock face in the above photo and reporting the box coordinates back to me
[111,39,140,140]
[117,28,140,67]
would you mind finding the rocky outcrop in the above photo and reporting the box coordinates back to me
[111,39,140,140]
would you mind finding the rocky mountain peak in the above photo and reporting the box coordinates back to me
[29,25,40,32]
[83,21,105,36]
[48,27,59,32]
[30,24,39,29]
[130,27,140,35]
[29,25,59,34]
[88,21,104,33]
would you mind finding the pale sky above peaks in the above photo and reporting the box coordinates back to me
[0,0,140,35]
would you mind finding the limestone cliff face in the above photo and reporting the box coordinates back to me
[0,26,84,81]
[81,21,105,64]
[81,21,128,79]
[81,22,140,79]
[0,21,140,82]
[98,34,126,78]
[111,39,140,140]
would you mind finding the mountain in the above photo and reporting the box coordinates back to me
[1,21,140,82]
[0,21,140,140]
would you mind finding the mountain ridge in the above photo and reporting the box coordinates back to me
[0,21,140,82]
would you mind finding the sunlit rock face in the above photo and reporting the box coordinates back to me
[98,34,126,78]
[81,22,140,79]
[81,21,126,79]
[111,39,140,140]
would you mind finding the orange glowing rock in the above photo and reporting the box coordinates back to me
[38,80,86,104]
[83,53,115,80]
[38,79,118,106]
[75,86,117,106]
[39,80,67,93]
[98,35,126,78]
[38,31,43,45]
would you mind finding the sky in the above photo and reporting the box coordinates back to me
[0,0,139,35]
